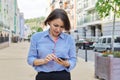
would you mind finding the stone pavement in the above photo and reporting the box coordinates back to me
[0,41,98,80]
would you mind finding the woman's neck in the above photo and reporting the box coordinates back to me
[51,35,58,41]
[49,31,59,41]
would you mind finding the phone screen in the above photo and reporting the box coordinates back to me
[58,57,67,60]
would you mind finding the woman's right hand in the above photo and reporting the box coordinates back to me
[44,53,57,64]
[33,53,56,66]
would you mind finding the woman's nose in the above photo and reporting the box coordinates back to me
[56,27,61,32]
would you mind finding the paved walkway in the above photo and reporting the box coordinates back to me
[0,41,98,80]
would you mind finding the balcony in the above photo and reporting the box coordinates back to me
[78,13,101,27]
[84,0,97,11]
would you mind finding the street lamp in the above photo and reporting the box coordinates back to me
[83,27,88,62]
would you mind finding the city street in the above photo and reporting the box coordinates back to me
[1,0,120,79]
[0,41,98,80]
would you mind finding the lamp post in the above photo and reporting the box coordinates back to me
[111,5,116,52]
[84,27,88,62]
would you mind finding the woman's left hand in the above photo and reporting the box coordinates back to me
[54,58,70,68]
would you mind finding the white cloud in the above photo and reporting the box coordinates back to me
[17,0,48,19]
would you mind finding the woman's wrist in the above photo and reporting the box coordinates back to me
[41,59,48,65]
[33,59,47,66]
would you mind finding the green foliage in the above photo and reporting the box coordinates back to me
[37,27,43,32]
[31,26,43,32]
[25,16,44,40]
[25,16,45,23]
[25,17,45,29]
[102,53,110,57]
[102,51,120,58]
[95,0,120,18]
[113,51,120,58]
[28,27,43,39]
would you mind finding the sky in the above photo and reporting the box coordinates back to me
[17,0,49,19]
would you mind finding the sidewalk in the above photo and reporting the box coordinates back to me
[0,42,98,80]
[71,58,98,80]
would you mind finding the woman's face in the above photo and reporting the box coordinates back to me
[49,18,64,37]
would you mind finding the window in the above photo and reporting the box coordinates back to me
[102,38,106,43]
[107,38,111,43]
[115,37,120,43]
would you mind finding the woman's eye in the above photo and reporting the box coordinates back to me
[53,24,64,28]
[53,24,59,27]
[60,26,64,28]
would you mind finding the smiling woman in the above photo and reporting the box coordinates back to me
[17,0,48,19]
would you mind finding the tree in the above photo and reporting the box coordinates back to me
[95,0,120,52]
[37,27,43,32]
[28,26,43,41]
[25,16,45,41]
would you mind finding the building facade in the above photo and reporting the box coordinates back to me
[0,0,24,48]
[19,13,25,41]
[76,0,120,41]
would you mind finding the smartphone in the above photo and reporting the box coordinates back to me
[58,57,67,60]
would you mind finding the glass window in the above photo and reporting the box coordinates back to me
[102,38,106,43]
[107,38,111,43]
[115,37,120,43]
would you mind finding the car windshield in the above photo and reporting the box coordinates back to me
[115,37,120,43]
[78,39,85,42]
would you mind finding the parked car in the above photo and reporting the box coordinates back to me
[90,42,98,49]
[76,39,94,49]
[93,35,120,52]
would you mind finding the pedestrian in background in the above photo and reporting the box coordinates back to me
[27,8,77,80]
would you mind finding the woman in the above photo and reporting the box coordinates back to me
[27,8,76,80]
